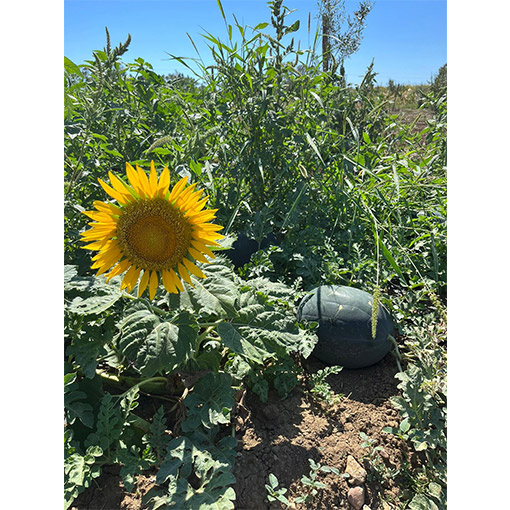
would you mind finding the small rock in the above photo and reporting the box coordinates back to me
[345,455,367,485]
[347,486,365,510]
[379,448,390,460]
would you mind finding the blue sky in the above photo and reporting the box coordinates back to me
[64,0,446,85]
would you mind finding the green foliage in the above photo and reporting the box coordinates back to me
[64,252,316,507]
[64,3,446,508]
[430,63,447,97]
[318,0,373,73]
[265,473,290,507]
[181,373,235,431]
[308,365,343,405]
[295,458,340,504]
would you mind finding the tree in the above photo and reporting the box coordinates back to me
[318,0,373,74]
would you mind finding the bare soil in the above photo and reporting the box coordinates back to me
[73,352,413,510]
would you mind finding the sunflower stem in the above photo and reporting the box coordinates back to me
[198,320,223,328]
[96,369,169,395]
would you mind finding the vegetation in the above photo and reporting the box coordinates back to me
[64,1,446,508]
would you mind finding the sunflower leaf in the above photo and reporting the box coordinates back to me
[118,304,198,377]
[68,291,122,315]
[136,315,198,377]
[65,271,123,315]
[217,289,316,363]
[167,258,239,319]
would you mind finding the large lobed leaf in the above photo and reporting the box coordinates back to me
[167,258,239,319]
[217,289,317,364]
[117,302,199,377]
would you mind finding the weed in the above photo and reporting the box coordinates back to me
[308,365,344,405]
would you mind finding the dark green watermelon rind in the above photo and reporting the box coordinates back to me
[297,285,395,369]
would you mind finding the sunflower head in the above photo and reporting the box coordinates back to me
[81,161,224,299]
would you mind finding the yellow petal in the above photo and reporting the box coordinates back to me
[161,269,178,294]
[108,171,133,201]
[191,240,215,258]
[182,258,206,279]
[126,162,144,195]
[188,247,210,263]
[193,223,224,232]
[157,166,170,197]
[149,161,158,196]
[82,211,116,224]
[149,270,159,299]
[93,201,121,215]
[190,196,209,212]
[105,259,131,282]
[81,227,116,241]
[82,239,110,251]
[168,176,188,202]
[136,165,152,197]
[193,232,224,245]
[91,243,121,262]
[98,178,130,205]
[187,209,218,225]
[138,269,150,297]
[169,268,184,292]
[121,265,141,291]
[175,183,198,207]
[91,247,120,275]
[177,262,194,286]
[180,192,205,214]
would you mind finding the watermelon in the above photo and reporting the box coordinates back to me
[297,285,395,369]
[226,232,278,269]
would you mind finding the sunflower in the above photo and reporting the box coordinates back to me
[81,161,224,299]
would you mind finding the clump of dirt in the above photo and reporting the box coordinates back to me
[234,354,406,510]
[73,353,409,510]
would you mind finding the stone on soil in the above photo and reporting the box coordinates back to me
[345,455,367,485]
[347,486,365,510]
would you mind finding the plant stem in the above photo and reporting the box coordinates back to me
[96,369,169,395]
[388,334,402,372]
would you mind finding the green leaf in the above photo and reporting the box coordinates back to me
[68,291,122,315]
[167,259,239,319]
[218,293,316,363]
[153,436,236,509]
[64,57,83,77]
[181,373,235,431]
[216,0,226,20]
[148,406,171,460]
[268,473,278,488]
[379,237,408,285]
[136,314,198,377]
[400,417,411,433]
[117,302,158,361]
[64,265,78,284]
[85,393,122,451]
[285,20,300,34]
[428,482,442,498]
[66,318,112,378]
[309,90,324,109]
[118,304,198,377]
[65,388,94,428]
[117,440,151,492]
[305,132,324,165]
[408,493,439,510]
[65,273,123,315]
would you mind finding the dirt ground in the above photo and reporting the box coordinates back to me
[73,351,414,510]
